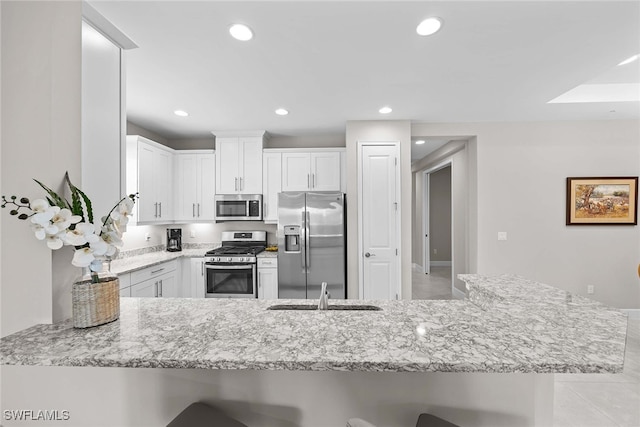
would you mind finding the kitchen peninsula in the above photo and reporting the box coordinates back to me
[0,275,627,427]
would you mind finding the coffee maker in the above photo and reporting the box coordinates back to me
[166,228,182,252]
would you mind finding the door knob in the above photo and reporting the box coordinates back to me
[365,252,375,258]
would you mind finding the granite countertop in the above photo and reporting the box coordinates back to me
[0,275,627,373]
[110,249,208,275]
[257,251,278,258]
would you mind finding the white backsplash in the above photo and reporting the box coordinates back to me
[121,222,277,251]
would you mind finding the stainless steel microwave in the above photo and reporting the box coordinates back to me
[214,194,263,222]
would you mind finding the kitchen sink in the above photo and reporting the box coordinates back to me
[267,304,382,311]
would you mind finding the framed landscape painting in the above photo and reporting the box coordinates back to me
[566,177,638,225]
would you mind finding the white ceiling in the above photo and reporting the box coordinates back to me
[90,1,640,157]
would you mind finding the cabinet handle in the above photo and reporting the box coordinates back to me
[154,281,158,297]
[312,173,315,188]
[193,203,195,217]
[159,202,162,218]
[201,261,204,276]
[159,279,163,297]
[264,202,267,217]
[239,177,243,191]
[197,203,200,217]
[154,202,158,218]
[235,177,238,191]
[307,174,310,188]
[151,268,165,274]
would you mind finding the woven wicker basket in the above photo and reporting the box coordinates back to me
[72,277,120,328]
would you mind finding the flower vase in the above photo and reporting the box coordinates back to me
[72,258,120,328]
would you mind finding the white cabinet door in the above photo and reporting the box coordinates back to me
[262,152,282,223]
[258,258,278,299]
[120,287,131,297]
[258,269,278,299]
[131,277,158,297]
[158,272,178,297]
[155,148,173,221]
[198,154,215,220]
[282,152,311,191]
[215,138,241,194]
[239,137,263,194]
[190,258,206,298]
[311,152,341,191]
[175,154,198,221]
[137,143,156,222]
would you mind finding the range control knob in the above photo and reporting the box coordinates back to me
[227,257,232,262]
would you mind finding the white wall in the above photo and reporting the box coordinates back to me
[346,121,412,299]
[1,1,82,336]
[412,120,640,308]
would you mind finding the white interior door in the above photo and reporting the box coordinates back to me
[360,144,399,300]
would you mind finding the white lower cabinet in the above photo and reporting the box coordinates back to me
[189,257,206,298]
[257,257,278,299]
[118,273,131,297]
[128,260,179,298]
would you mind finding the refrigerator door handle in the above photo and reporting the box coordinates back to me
[305,211,311,270]
[301,211,307,272]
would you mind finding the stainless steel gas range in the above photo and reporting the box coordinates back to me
[204,231,266,298]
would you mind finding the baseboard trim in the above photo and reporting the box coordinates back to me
[621,309,640,319]
[430,261,452,267]
[412,263,423,271]
[452,287,466,300]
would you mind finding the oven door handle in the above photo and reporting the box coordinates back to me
[205,264,254,270]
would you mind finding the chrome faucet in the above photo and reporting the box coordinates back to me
[318,282,329,310]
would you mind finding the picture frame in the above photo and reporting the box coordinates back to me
[566,176,638,225]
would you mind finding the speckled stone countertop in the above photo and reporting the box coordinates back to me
[0,275,627,373]
[110,249,208,275]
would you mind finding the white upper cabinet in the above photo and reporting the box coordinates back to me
[262,152,282,223]
[127,135,174,223]
[214,131,265,194]
[174,151,215,221]
[282,151,341,192]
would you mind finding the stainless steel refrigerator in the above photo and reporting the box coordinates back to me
[278,192,346,299]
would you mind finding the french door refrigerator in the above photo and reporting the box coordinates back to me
[278,192,346,299]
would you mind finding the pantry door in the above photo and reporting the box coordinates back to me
[358,142,400,300]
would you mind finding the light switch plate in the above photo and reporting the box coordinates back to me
[190,230,196,238]
[497,232,508,241]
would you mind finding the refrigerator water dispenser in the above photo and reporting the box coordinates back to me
[284,226,301,252]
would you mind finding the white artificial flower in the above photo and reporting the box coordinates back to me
[30,205,57,231]
[105,244,117,257]
[90,239,108,256]
[110,198,134,228]
[65,222,98,246]
[72,247,95,267]
[45,232,64,250]
[101,229,123,248]
[31,223,47,240]
[50,208,81,233]
[30,199,50,213]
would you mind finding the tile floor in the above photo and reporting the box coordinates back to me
[411,265,453,300]
[411,267,639,427]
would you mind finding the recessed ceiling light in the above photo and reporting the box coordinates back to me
[618,54,639,66]
[379,106,392,114]
[416,17,443,36]
[174,110,189,117]
[229,24,253,41]
[275,108,289,116]
[415,140,425,145]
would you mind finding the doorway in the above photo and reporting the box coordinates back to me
[414,162,452,300]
